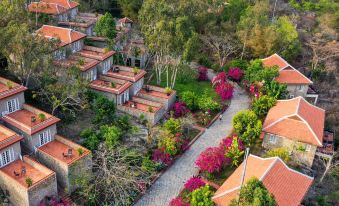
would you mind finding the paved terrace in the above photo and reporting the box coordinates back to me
[134,85,250,206]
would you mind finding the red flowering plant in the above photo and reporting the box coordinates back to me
[215,82,234,100]
[170,197,190,206]
[220,135,245,166]
[212,72,227,87]
[39,196,71,206]
[227,67,243,81]
[184,176,206,192]
[152,148,173,166]
[173,102,190,118]
[195,147,227,174]
[198,66,208,81]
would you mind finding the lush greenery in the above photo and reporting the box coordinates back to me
[230,177,277,206]
[251,95,276,118]
[265,147,290,163]
[94,13,117,40]
[232,110,262,145]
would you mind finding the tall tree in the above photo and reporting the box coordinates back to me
[118,0,143,21]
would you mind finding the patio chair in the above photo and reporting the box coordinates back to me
[13,171,20,177]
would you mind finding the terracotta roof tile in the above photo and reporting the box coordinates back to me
[41,0,79,9]
[36,25,86,47]
[213,155,313,206]
[0,125,23,151]
[53,54,100,72]
[263,97,325,146]
[262,54,312,85]
[118,17,133,24]
[77,46,115,61]
[0,77,27,100]
[28,2,67,15]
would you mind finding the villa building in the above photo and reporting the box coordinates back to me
[0,125,58,206]
[212,155,313,206]
[262,53,318,104]
[261,96,325,167]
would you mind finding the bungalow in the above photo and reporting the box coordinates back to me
[212,155,313,206]
[0,77,27,117]
[136,85,176,111]
[28,0,79,21]
[262,54,318,104]
[0,125,57,206]
[261,96,325,167]
[36,25,86,59]
[58,13,99,36]
[106,65,146,96]
[123,39,148,68]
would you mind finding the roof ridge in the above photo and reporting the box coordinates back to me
[275,158,314,180]
[295,114,323,146]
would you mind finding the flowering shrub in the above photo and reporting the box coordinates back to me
[170,197,190,206]
[215,82,234,100]
[228,67,243,81]
[198,66,208,81]
[158,136,179,156]
[184,176,206,192]
[152,148,173,165]
[195,147,226,173]
[220,135,245,151]
[212,72,227,87]
[164,118,182,135]
[39,196,70,206]
[173,102,190,117]
[224,136,245,166]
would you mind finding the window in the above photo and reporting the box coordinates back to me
[298,85,304,91]
[305,144,312,152]
[0,148,14,168]
[39,130,52,147]
[135,59,141,67]
[269,134,277,144]
[7,98,19,113]
[103,59,112,74]
[289,94,294,99]
[72,41,81,53]
[86,70,97,81]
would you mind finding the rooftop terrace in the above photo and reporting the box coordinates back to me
[38,135,91,166]
[0,125,23,151]
[0,77,27,100]
[106,65,146,82]
[89,75,132,94]
[0,156,55,189]
[3,104,60,135]
[54,54,100,71]
[77,46,115,61]
[123,98,161,113]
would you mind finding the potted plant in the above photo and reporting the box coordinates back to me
[6,81,13,89]
[103,47,110,54]
[165,87,172,96]
[31,116,36,123]
[38,113,46,121]
[25,178,33,187]
[111,82,116,88]
[132,67,140,75]
[78,58,85,66]
[77,148,84,156]
[148,106,154,113]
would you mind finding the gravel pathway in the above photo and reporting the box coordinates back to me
[134,85,250,206]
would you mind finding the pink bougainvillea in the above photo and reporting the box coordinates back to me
[152,148,173,165]
[212,72,227,87]
[184,176,206,192]
[195,147,226,173]
[220,135,245,152]
[173,102,190,117]
[198,66,208,81]
[227,67,243,81]
[215,82,234,100]
[170,197,190,206]
[39,196,70,206]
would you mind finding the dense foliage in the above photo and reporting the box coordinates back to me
[232,110,262,145]
[94,13,117,40]
[251,95,276,118]
[184,176,206,192]
[188,185,215,206]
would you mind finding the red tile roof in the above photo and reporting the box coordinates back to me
[0,77,27,100]
[262,54,312,85]
[263,97,325,146]
[0,156,55,189]
[38,135,91,166]
[54,54,100,72]
[77,46,115,61]
[0,125,23,151]
[28,2,67,15]
[36,25,86,47]
[106,65,146,82]
[89,75,132,95]
[41,0,79,9]
[3,104,60,135]
[213,155,313,206]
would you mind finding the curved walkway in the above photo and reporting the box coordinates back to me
[134,85,250,206]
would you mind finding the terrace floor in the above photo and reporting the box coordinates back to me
[134,85,250,206]
[123,101,159,113]
[139,89,170,99]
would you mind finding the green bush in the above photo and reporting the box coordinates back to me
[81,128,100,151]
[197,93,221,112]
[232,110,262,145]
[265,147,290,163]
[198,53,212,68]
[100,125,122,148]
[188,185,215,206]
[224,59,249,72]
[181,91,199,111]
[116,115,131,132]
[251,95,276,118]
[158,135,178,156]
[262,80,288,99]
[91,95,116,124]
[141,156,161,172]
[244,59,279,84]
[211,63,221,72]
[164,118,182,135]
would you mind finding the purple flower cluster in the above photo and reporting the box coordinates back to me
[152,148,173,165]
[228,67,243,81]
[173,102,190,117]
[184,176,206,192]
[198,66,208,81]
